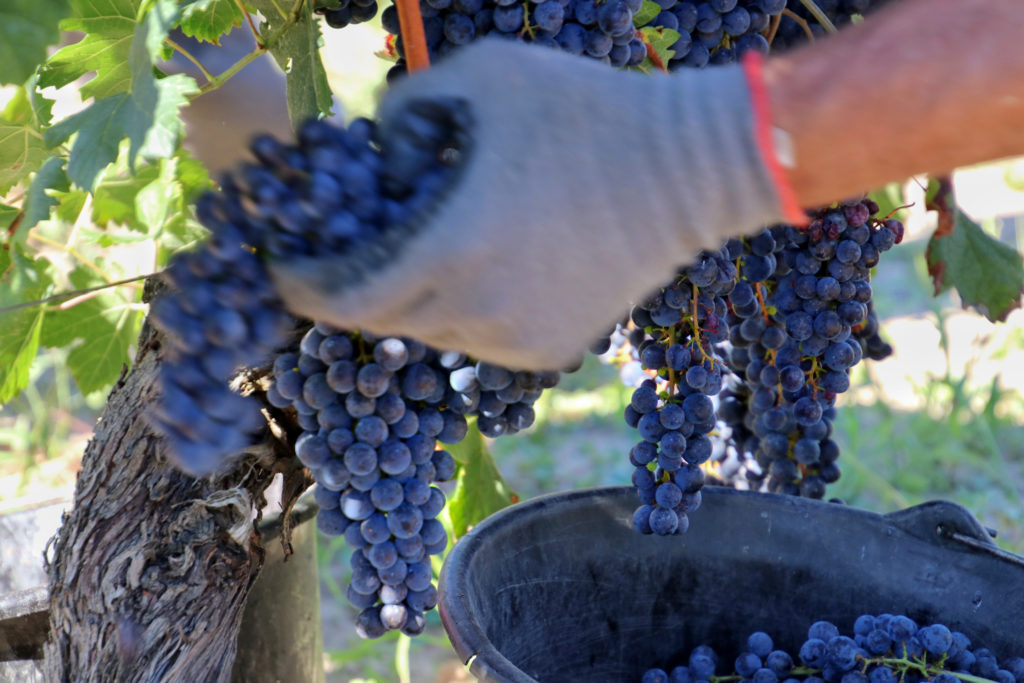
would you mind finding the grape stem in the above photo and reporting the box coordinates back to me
[689,284,716,368]
[195,0,307,97]
[666,325,680,389]
[796,0,838,34]
[764,12,782,46]
[0,273,153,316]
[163,38,215,83]
[780,9,815,41]
[519,3,538,39]
[754,282,772,325]
[236,0,263,39]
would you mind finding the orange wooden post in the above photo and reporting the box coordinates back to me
[395,0,431,72]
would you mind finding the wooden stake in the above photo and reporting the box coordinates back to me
[395,0,431,72]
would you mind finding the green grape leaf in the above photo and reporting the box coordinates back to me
[21,156,70,233]
[2,79,55,129]
[44,72,196,191]
[0,247,54,403]
[44,0,197,190]
[174,150,214,202]
[92,156,163,230]
[925,177,1024,322]
[40,267,143,396]
[634,0,662,27]
[136,156,181,234]
[446,424,517,539]
[0,117,49,195]
[636,27,678,73]
[248,0,334,126]
[179,0,246,43]
[0,0,72,85]
[39,0,141,100]
[93,152,205,244]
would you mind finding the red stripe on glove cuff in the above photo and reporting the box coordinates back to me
[742,51,807,227]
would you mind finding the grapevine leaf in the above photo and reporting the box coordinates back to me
[248,0,334,126]
[22,156,70,232]
[39,0,141,101]
[637,27,678,73]
[45,0,197,190]
[2,79,54,129]
[0,247,53,403]
[93,152,206,244]
[0,0,72,85]
[925,178,1024,322]
[92,157,163,231]
[44,71,196,191]
[52,189,91,226]
[0,117,49,195]
[157,151,213,253]
[634,0,661,27]
[179,0,245,43]
[446,424,517,539]
[136,157,181,234]
[40,267,143,395]
[175,150,214,202]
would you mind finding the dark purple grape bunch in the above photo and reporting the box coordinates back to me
[799,614,1024,683]
[150,110,465,477]
[721,199,901,499]
[268,322,559,638]
[650,0,790,70]
[314,0,380,29]
[380,0,646,78]
[269,324,467,639]
[449,362,560,438]
[379,0,794,82]
[149,185,298,476]
[230,115,462,264]
[370,0,901,83]
[624,246,738,535]
[642,615,1024,683]
[851,300,893,362]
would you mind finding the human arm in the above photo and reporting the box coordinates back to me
[767,0,1024,207]
[269,0,1024,370]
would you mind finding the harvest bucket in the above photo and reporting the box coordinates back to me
[438,486,1024,682]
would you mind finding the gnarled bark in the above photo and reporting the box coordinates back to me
[42,308,302,682]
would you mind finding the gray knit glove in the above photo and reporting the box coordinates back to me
[270,40,794,370]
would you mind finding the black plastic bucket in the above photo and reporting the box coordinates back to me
[438,486,1024,682]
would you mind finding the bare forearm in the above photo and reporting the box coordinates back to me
[765,0,1024,208]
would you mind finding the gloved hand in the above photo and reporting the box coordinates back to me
[269,40,800,371]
